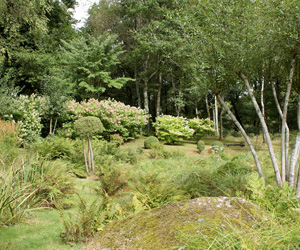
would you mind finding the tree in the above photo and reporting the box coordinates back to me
[170,0,300,191]
[74,116,104,175]
[60,35,131,101]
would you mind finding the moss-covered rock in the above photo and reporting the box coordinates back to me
[87,197,264,250]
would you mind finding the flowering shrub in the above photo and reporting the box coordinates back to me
[64,98,148,140]
[188,118,215,137]
[13,94,45,143]
[153,115,194,144]
[211,141,224,154]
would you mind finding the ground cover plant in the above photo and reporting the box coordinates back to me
[1,130,300,249]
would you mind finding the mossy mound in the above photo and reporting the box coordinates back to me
[87,197,263,250]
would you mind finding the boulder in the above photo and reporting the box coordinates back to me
[87,197,262,250]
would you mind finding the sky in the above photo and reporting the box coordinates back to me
[71,0,99,28]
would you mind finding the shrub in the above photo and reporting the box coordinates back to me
[65,98,149,140]
[153,115,194,144]
[211,141,224,154]
[109,134,124,147]
[35,137,75,160]
[197,140,205,154]
[74,116,104,138]
[188,118,215,138]
[74,116,104,174]
[144,136,159,149]
[13,94,46,143]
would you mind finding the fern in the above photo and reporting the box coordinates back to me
[246,172,265,201]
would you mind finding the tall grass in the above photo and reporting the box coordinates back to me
[178,173,300,249]
[0,166,39,225]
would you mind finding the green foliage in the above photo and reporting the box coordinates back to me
[60,35,131,99]
[149,144,186,160]
[0,81,20,120]
[60,195,107,243]
[188,118,215,137]
[13,94,46,143]
[0,167,38,226]
[0,120,21,165]
[153,115,194,144]
[144,136,159,149]
[109,134,124,147]
[35,137,75,160]
[246,173,300,219]
[211,141,224,154]
[65,98,148,140]
[197,140,205,154]
[74,116,104,138]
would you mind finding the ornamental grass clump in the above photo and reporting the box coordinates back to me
[74,116,104,175]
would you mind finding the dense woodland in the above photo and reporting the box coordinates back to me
[2,0,300,248]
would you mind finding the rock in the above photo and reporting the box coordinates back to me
[87,197,263,250]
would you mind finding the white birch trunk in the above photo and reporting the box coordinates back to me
[280,58,295,183]
[271,82,290,179]
[240,72,281,187]
[261,77,265,142]
[292,93,300,190]
[218,95,264,179]
[215,96,219,137]
[82,139,89,175]
[89,138,94,172]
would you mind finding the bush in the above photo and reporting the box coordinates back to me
[109,134,124,147]
[65,98,148,140]
[197,140,205,154]
[153,115,194,144]
[13,94,46,143]
[35,137,75,160]
[188,118,215,138]
[74,116,104,138]
[144,136,159,149]
[211,141,224,154]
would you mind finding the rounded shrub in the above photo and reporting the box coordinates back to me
[144,136,160,149]
[197,140,205,154]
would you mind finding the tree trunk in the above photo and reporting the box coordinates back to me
[156,71,162,117]
[271,82,290,180]
[205,95,211,120]
[261,76,265,142]
[134,65,141,108]
[219,107,223,140]
[240,72,281,186]
[281,57,295,183]
[88,137,94,172]
[53,118,58,135]
[88,137,92,172]
[215,95,219,137]
[82,139,89,175]
[195,104,199,118]
[49,117,52,134]
[218,95,264,179]
[291,93,300,189]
